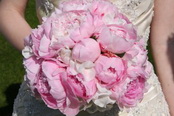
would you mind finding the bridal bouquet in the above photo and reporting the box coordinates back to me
[22,0,152,115]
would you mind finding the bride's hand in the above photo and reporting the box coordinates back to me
[151,0,174,115]
[0,0,31,51]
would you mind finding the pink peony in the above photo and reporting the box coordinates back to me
[40,60,80,116]
[95,55,126,88]
[98,24,137,54]
[123,43,152,78]
[29,20,56,58]
[70,12,95,43]
[123,43,148,67]
[50,11,80,49]
[111,66,147,108]
[22,0,150,113]
[89,0,119,25]
[23,56,41,91]
[50,11,95,46]
[72,38,101,62]
[118,76,146,108]
[65,68,97,100]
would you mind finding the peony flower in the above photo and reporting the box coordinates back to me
[118,76,146,108]
[89,0,119,25]
[22,0,150,114]
[65,61,97,100]
[92,83,115,108]
[50,11,95,47]
[23,56,41,91]
[111,66,147,108]
[50,12,79,49]
[98,24,137,54]
[73,61,96,81]
[28,25,56,58]
[72,38,101,62]
[144,61,153,77]
[123,43,152,78]
[40,60,80,116]
[58,47,72,65]
[95,55,126,88]
[123,43,148,67]
[70,12,95,43]
[22,46,33,59]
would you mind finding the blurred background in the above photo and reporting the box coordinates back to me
[0,1,39,116]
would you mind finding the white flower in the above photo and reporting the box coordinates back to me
[59,47,72,65]
[22,46,33,58]
[92,83,115,108]
[69,60,96,81]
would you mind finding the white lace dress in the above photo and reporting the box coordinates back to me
[12,0,170,116]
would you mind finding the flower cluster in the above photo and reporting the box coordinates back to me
[22,0,152,116]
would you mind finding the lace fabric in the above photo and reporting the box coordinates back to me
[13,0,170,116]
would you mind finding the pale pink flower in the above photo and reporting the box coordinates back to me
[50,11,95,47]
[70,12,95,42]
[28,26,56,58]
[89,0,119,25]
[95,55,126,88]
[98,24,137,54]
[123,43,152,78]
[22,0,150,113]
[23,56,41,91]
[72,38,101,62]
[123,43,147,66]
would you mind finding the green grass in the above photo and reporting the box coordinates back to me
[0,1,39,115]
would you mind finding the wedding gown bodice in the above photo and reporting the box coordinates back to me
[12,0,170,116]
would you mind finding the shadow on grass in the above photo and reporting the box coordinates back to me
[0,83,21,116]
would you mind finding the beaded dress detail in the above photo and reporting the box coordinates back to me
[12,0,170,116]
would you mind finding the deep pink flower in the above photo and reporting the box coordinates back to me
[40,60,80,116]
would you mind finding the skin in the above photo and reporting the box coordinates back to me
[0,0,174,115]
[151,0,174,115]
[0,0,31,50]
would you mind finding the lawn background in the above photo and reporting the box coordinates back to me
[0,1,154,116]
[0,1,39,116]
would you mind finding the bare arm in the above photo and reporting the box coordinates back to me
[151,0,174,115]
[0,0,31,50]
